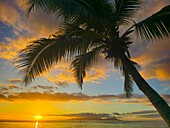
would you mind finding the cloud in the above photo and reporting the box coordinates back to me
[0,0,61,60]
[43,110,161,121]
[0,0,21,28]
[130,110,157,115]
[0,86,8,91]
[8,78,21,83]
[115,94,150,104]
[129,1,170,82]
[112,109,162,121]
[134,0,170,22]
[0,0,110,85]
[0,94,6,100]
[0,90,169,105]
[7,84,19,89]
[0,83,58,96]
[54,80,69,87]
[47,68,107,85]
[58,112,117,120]
[0,84,20,96]
[132,38,170,81]
[31,85,58,90]
[43,112,118,120]
[0,0,170,106]
[46,61,111,86]
[0,92,126,102]
[116,94,170,105]
[139,113,160,118]
[1,0,169,87]
[0,35,34,60]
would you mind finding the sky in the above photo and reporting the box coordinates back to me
[0,0,170,123]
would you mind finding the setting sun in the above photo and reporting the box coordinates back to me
[34,115,42,120]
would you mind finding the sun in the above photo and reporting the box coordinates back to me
[34,115,42,120]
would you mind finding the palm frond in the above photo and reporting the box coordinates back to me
[64,0,114,36]
[113,0,142,25]
[63,23,108,41]
[21,0,56,16]
[113,58,121,69]
[14,38,62,85]
[21,0,96,21]
[121,64,133,98]
[135,5,170,40]
[14,34,97,86]
[70,47,103,88]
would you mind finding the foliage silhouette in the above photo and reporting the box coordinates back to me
[16,0,170,126]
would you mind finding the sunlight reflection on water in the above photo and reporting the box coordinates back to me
[0,121,168,128]
[35,121,38,128]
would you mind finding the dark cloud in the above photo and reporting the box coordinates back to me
[2,91,10,95]
[130,110,157,115]
[112,112,121,116]
[0,94,6,100]
[55,80,69,87]
[139,113,160,118]
[0,91,169,105]
[112,110,160,119]
[0,86,8,92]
[44,112,118,120]
[0,85,170,106]
[0,84,19,94]
[61,113,111,117]
[31,85,58,90]
[43,110,161,120]
[0,92,139,102]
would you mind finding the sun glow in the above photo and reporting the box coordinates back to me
[34,115,42,120]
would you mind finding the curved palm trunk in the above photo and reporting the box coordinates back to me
[120,53,170,127]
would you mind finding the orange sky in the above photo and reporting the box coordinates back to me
[0,0,170,123]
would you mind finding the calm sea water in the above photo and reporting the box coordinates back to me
[0,121,168,128]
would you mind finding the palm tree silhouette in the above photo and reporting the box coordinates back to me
[15,0,170,126]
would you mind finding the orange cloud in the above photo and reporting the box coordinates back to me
[0,1,21,26]
[135,0,170,21]
[45,61,110,86]
[0,92,117,102]
[0,36,34,60]
[0,0,110,85]
[0,0,61,60]
[0,91,169,106]
[0,0,169,87]
[8,78,21,83]
[132,38,170,81]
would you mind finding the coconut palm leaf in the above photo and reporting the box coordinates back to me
[21,0,115,34]
[14,38,62,85]
[113,58,121,69]
[21,0,90,15]
[70,47,103,88]
[122,64,133,98]
[113,0,142,25]
[63,23,109,42]
[14,35,98,86]
[21,0,100,27]
[135,5,170,40]
[62,0,114,36]
[16,1,170,125]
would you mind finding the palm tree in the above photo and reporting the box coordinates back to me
[16,0,170,126]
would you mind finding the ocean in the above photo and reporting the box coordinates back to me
[0,121,168,128]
